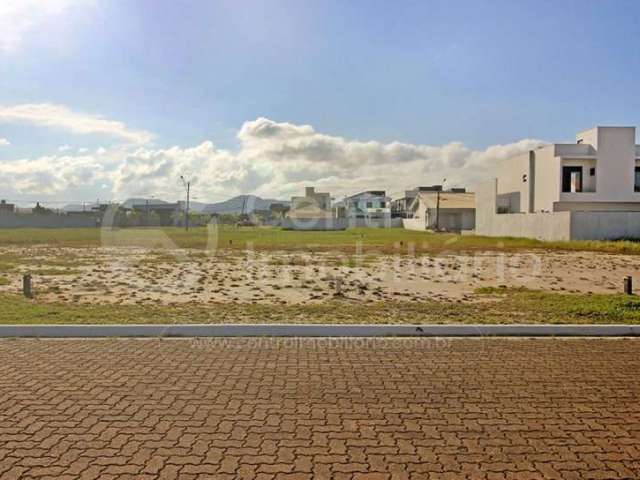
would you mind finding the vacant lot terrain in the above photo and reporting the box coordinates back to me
[2,227,640,324]
[3,226,640,254]
[1,338,638,479]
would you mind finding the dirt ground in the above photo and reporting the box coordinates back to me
[1,246,637,306]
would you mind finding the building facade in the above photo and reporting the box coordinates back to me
[403,191,475,232]
[476,126,640,240]
[284,187,346,230]
[290,187,331,213]
[337,191,393,227]
[0,200,15,214]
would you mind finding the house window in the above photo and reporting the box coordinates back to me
[366,201,372,208]
[562,166,583,193]
[635,167,640,192]
[590,167,596,176]
[380,201,386,208]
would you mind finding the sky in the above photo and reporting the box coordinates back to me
[1,0,640,206]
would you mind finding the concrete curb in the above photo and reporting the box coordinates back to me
[0,324,639,338]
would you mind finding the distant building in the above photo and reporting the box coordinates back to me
[269,203,290,219]
[289,187,332,216]
[283,187,346,230]
[337,190,392,227]
[287,187,333,220]
[404,191,475,232]
[131,202,182,226]
[391,186,446,218]
[0,200,15,214]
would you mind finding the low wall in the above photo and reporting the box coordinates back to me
[475,179,572,240]
[475,179,640,241]
[402,218,425,231]
[476,211,572,241]
[571,211,640,240]
[348,217,403,228]
[281,218,348,231]
[0,214,98,229]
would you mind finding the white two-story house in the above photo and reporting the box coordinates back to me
[335,190,393,227]
[476,126,640,240]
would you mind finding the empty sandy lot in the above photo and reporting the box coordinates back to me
[0,246,637,306]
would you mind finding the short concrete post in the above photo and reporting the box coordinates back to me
[23,274,33,298]
[334,277,343,296]
[624,276,633,295]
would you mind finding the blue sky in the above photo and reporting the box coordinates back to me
[1,0,639,204]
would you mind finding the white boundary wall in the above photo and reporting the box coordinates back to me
[348,217,403,228]
[0,214,97,229]
[571,212,640,240]
[476,179,640,240]
[475,179,572,240]
[402,218,425,231]
[281,217,348,230]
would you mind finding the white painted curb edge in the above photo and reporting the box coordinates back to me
[0,324,639,338]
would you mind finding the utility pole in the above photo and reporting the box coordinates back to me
[180,176,191,231]
[435,189,440,231]
[435,178,446,231]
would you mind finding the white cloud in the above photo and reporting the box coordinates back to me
[0,103,154,144]
[0,0,88,52]
[58,144,72,152]
[0,138,10,146]
[0,153,109,196]
[235,117,544,198]
[0,117,545,201]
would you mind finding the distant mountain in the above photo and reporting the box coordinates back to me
[202,195,289,214]
[120,198,210,212]
[186,201,208,213]
[65,196,288,215]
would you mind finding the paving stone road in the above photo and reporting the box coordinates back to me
[0,338,639,480]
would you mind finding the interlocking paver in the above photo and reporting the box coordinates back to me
[0,338,639,479]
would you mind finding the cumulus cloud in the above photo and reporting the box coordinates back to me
[0,138,10,146]
[0,103,153,144]
[0,0,89,52]
[0,153,109,196]
[236,117,544,198]
[0,117,545,202]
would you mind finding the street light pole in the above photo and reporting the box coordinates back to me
[180,176,191,231]
[435,190,440,230]
[435,178,446,231]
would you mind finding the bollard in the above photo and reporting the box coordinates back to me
[334,277,343,296]
[624,276,633,295]
[23,274,33,298]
